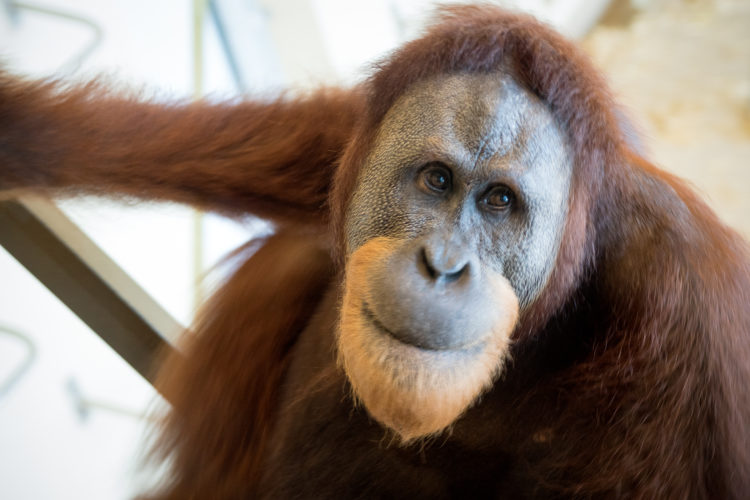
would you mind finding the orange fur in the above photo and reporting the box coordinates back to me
[0,73,363,224]
[141,230,334,499]
[1,4,749,497]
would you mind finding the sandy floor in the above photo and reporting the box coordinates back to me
[584,0,750,241]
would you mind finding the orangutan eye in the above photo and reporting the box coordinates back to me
[481,185,515,212]
[419,163,452,194]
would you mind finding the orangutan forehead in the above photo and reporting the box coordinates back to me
[372,71,564,174]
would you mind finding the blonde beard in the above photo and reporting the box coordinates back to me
[338,237,520,443]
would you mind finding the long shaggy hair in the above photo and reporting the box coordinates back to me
[1,5,748,499]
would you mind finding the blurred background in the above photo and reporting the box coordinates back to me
[0,0,748,498]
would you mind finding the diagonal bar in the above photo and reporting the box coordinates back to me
[0,196,182,390]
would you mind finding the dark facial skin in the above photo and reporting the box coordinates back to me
[345,72,573,350]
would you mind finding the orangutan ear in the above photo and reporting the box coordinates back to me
[0,72,364,224]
